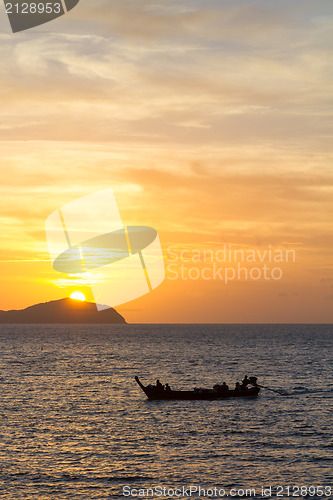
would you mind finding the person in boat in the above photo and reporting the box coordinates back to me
[165,383,171,391]
[241,375,249,389]
[249,376,258,386]
[213,381,229,392]
[235,382,241,391]
[156,379,164,391]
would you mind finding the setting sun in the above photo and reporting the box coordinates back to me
[70,292,86,302]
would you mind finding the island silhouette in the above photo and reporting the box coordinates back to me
[0,298,126,324]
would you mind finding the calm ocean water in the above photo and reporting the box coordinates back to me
[0,324,332,499]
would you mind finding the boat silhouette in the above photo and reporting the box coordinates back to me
[135,376,260,401]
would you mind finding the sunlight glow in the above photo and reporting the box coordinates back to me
[70,291,86,301]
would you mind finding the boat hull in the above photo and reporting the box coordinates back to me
[135,377,260,401]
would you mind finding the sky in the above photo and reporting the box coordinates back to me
[0,0,332,323]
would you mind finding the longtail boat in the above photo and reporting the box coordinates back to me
[135,376,260,401]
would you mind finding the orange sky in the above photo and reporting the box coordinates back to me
[0,1,332,322]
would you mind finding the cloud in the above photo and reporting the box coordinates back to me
[57,0,333,46]
[0,0,332,148]
[0,139,332,265]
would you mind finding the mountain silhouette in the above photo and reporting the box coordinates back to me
[0,298,126,324]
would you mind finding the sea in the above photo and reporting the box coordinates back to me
[0,324,332,500]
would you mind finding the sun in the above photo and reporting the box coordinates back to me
[70,291,86,302]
